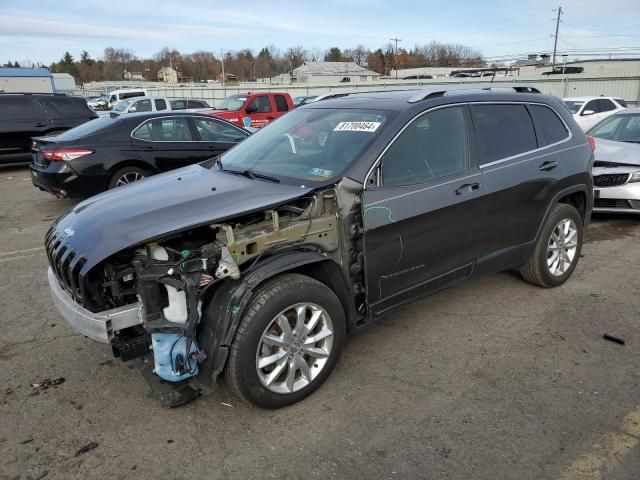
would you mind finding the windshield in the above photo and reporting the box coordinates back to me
[112,98,136,112]
[218,108,394,185]
[564,100,585,114]
[217,95,247,111]
[587,114,640,143]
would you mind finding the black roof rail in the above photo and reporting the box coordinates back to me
[407,83,541,103]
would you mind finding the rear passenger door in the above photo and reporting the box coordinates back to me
[362,105,484,316]
[191,116,249,158]
[472,103,567,273]
[131,116,205,171]
[274,94,290,118]
[0,96,45,163]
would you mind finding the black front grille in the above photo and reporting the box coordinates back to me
[594,174,630,188]
[594,199,632,209]
[45,230,87,304]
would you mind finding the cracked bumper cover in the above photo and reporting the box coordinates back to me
[48,267,142,343]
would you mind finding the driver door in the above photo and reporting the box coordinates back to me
[362,105,483,317]
[245,95,275,128]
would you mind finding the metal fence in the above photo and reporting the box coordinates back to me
[74,75,640,107]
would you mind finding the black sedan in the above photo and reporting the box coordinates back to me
[30,112,250,198]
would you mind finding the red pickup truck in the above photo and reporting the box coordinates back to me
[204,92,294,129]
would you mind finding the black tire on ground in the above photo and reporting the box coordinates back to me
[225,273,346,409]
[520,203,583,288]
[108,166,148,189]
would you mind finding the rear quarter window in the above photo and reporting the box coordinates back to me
[471,104,538,165]
[0,96,40,121]
[529,105,569,145]
[38,97,89,117]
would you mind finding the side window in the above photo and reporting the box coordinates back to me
[0,97,37,121]
[615,99,628,108]
[471,104,538,165]
[155,99,168,111]
[121,91,145,100]
[619,116,640,142]
[38,97,84,117]
[192,117,247,142]
[583,100,601,114]
[171,100,187,110]
[132,118,192,142]
[597,99,616,113]
[529,105,569,145]
[382,106,469,187]
[274,95,289,112]
[134,99,152,112]
[247,96,272,113]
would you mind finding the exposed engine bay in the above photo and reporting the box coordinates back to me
[87,184,363,390]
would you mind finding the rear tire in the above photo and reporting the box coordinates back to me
[108,166,148,189]
[520,203,583,287]
[225,273,346,409]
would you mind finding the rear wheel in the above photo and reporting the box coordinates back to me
[225,273,345,408]
[520,203,583,287]
[108,166,148,189]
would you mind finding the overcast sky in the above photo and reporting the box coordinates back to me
[1,0,639,65]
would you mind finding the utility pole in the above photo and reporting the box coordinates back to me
[390,37,402,79]
[220,49,225,88]
[552,6,562,67]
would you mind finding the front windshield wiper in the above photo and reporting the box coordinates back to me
[223,167,280,183]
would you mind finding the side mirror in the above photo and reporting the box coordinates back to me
[246,104,258,114]
[128,106,137,112]
[582,110,595,116]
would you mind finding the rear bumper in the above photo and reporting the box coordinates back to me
[30,163,106,198]
[48,267,141,343]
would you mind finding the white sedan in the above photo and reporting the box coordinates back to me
[564,96,627,131]
[587,108,640,214]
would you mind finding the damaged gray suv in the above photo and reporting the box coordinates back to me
[46,85,593,408]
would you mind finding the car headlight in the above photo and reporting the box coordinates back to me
[631,171,640,183]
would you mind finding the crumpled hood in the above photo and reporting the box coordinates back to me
[594,138,640,167]
[51,164,312,273]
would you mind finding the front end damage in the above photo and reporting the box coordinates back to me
[48,180,365,406]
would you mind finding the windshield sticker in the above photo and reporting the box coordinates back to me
[333,121,381,133]
[308,167,334,177]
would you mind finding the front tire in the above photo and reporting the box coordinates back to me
[225,273,346,408]
[520,203,583,287]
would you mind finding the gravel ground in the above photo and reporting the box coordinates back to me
[0,166,638,480]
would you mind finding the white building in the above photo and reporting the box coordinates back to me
[52,73,76,93]
[157,66,178,83]
[292,62,380,84]
[0,67,55,93]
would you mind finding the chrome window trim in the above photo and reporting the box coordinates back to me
[130,115,248,143]
[364,101,575,188]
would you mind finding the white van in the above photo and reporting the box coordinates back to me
[105,89,147,108]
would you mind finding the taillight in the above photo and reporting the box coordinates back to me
[42,148,94,162]
[587,136,596,151]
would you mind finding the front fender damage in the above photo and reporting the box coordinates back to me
[98,180,364,405]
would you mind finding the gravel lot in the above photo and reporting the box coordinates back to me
[1,165,639,480]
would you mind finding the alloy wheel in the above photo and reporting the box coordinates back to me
[547,218,578,276]
[115,171,144,187]
[256,302,334,394]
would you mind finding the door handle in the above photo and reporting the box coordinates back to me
[455,183,480,195]
[267,116,275,120]
[539,160,558,171]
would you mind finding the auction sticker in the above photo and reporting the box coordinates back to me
[333,121,381,133]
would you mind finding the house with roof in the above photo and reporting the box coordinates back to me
[292,62,380,84]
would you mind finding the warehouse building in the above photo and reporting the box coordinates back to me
[292,62,380,84]
[0,67,56,93]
